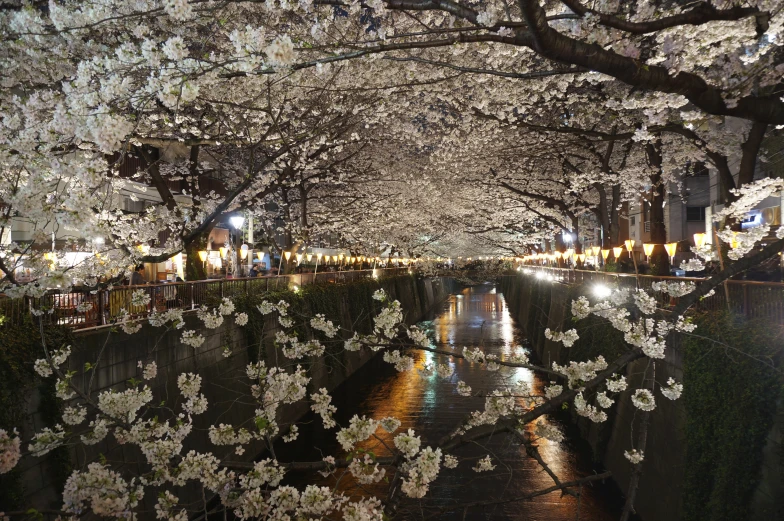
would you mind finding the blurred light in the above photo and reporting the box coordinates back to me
[198,251,208,262]
[612,246,623,259]
[693,233,707,248]
[240,244,248,260]
[230,215,245,230]
[594,284,612,298]
[624,239,635,252]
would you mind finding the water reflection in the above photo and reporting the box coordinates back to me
[275,285,621,520]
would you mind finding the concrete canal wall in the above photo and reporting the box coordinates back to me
[16,275,458,514]
[500,273,784,521]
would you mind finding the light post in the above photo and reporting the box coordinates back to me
[198,250,208,277]
[229,215,245,277]
[625,239,638,275]
[315,252,322,275]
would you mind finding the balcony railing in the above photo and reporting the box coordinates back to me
[0,267,412,331]
[517,266,784,321]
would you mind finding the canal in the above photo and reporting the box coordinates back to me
[276,284,624,520]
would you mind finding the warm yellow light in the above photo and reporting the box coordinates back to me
[240,244,248,260]
[306,254,313,262]
[664,242,677,258]
[256,251,265,261]
[198,250,208,262]
[577,253,586,263]
[332,255,338,262]
[693,233,707,248]
[284,251,292,261]
[296,253,303,264]
[339,253,344,260]
[643,243,655,257]
[554,251,563,260]
[590,246,600,256]
[219,247,228,259]
[601,249,610,260]
[317,252,323,260]
[624,239,635,252]
[613,246,623,259]
[565,248,574,258]
[349,256,355,263]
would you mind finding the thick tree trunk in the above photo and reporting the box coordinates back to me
[608,184,622,247]
[646,142,670,275]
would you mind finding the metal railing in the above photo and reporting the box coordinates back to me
[519,266,784,321]
[0,267,412,331]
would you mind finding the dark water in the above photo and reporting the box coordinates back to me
[276,285,623,520]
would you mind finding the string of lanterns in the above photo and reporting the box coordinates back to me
[517,233,713,268]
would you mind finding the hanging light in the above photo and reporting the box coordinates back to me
[624,239,635,252]
[577,253,586,263]
[296,253,303,264]
[664,242,678,264]
[693,233,707,248]
[219,247,228,259]
[306,253,313,262]
[590,246,600,257]
[240,244,249,260]
[284,251,292,261]
[317,252,323,260]
[554,251,563,260]
[198,251,208,262]
[612,246,623,259]
[332,255,338,262]
[601,249,610,260]
[643,243,655,263]
[256,251,265,261]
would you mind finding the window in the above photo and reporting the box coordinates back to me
[686,206,706,222]
[630,216,636,225]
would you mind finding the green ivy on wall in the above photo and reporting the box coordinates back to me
[681,311,782,521]
[0,317,74,508]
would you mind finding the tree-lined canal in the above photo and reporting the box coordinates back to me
[278,285,624,520]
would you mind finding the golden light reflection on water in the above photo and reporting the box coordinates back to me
[281,285,619,520]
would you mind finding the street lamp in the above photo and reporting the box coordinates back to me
[229,215,245,231]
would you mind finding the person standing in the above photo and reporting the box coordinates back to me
[129,265,146,285]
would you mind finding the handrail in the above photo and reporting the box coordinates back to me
[518,266,784,321]
[0,267,412,331]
